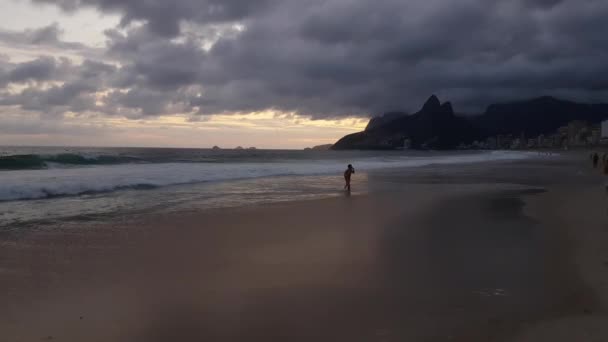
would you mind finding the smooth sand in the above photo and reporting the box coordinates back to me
[1,154,607,341]
[512,182,608,341]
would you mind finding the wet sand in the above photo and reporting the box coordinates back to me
[1,154,607,341]
[512,176,608,340]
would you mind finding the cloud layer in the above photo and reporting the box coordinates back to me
[1,0,608,120]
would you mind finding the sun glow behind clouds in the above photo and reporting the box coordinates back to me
[0,108,368,149]
[102,111,369,148]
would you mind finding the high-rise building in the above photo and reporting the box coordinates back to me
[567,121,588,145]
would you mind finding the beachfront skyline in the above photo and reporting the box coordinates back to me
[1,0,607,148]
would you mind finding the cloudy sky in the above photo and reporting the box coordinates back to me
[0,0,606,148]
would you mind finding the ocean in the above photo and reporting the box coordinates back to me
[0,146,537,230]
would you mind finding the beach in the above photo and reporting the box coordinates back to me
[1,153,607,341]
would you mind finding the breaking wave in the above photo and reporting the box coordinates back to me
[0,153,141,170]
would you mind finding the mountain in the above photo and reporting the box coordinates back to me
[307,144,333,151]
[472,96,608,137]
[332,95,480,150]
[332,95,608,150]
[365,111,408,131]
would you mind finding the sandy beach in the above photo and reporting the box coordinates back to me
[1,154,608,341]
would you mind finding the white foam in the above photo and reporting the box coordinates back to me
[0,151,536,201]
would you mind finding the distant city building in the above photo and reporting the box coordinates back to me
[558,126,569,138]
[486,137,497,149]
[536,134,544,148]
[462,119,604,150]
[591,126,601,145]
[567,120,588,146]
[511,138,522,149]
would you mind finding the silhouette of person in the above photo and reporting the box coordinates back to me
[593,153,599,168]
[344,164,355,191]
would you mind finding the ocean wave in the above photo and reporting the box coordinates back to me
[0,151,537,202]
[0,153,141,170]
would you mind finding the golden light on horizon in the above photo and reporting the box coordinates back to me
[1,109,368,149]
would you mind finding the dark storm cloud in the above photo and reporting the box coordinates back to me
[0,23,61,45]
[32,0,278,36]
[0,23,91,51]
[7,57,65,83]
[7,0,608,118]
[0,57,69,87]
[102,87,193,116]
[1,56,115,86]
[0,57,117,115]
[105,26,206,90]
[0,79,97,110]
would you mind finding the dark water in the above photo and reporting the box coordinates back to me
[0,146,455,170]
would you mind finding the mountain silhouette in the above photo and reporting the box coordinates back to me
[333,95,480,149]
[332,95,608,150]
[474,96,608,137]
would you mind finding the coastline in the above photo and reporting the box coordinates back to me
[1,154,607,341]
[0,150,533,230]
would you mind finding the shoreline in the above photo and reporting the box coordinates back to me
[0,150,538,230]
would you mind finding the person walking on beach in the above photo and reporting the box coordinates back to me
[344,164,355,191]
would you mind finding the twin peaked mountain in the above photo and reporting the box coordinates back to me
[333,95,477,150]
[332,95,608,150]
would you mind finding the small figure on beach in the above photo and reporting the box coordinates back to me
[344,164,355,192]
[604,159,608,198]
[593,152,599,168]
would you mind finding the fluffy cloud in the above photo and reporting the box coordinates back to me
[2,0,607,119]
